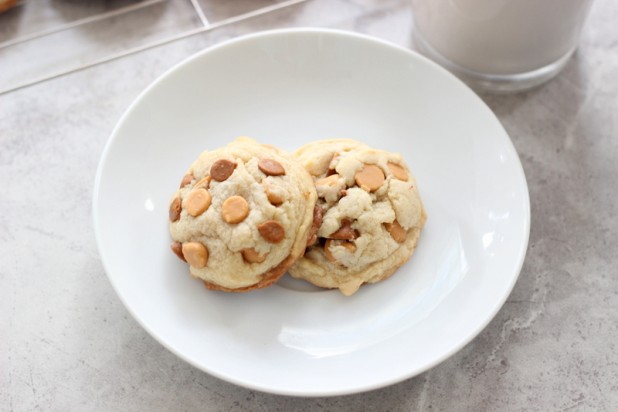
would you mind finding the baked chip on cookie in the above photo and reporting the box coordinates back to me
[289,139,426,296]
[168,137,318,292]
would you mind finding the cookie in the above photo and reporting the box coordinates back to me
[168,137,318,292]
[0,0,17,13]
[289,139,426,296]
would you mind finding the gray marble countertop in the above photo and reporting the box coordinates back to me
[2,0,617,410]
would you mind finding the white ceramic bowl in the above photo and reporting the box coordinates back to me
[94,28,530,396]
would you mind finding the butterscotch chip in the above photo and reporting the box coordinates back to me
[328,220,358,240]
[221,195,249,223]
[339,280,362,297]
[264,185,284,206]
[210,159,236,181]
[385,220,407,243]
[258,158,285,176]
[315,174,340,187]
[194,176,211,190]
[324,240,337,263]
[180,173,194,188]
[184,188,211,217]
[170,241,186,261]
[169,197,182,222]
[387,162,408,181]
[354,164,385,192]
[342,242,356,253]
[182,242,209,268]
[241,248,267,263]
[324,239,357,264]
[258,220,285,243]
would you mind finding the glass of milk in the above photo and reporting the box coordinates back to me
[411,0,595,92]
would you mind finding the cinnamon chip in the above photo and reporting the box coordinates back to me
[180,173,194,188]
[210,159,236,182]
[306,206,323,247]
[258,220,285,243]
[169,196,181,222]
[258,158,285,176]
[170,241,186,262]
[328,219,358,240]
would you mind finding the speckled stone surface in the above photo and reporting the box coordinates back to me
[1,0,617,410]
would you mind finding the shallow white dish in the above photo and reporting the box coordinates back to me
[94,28,530,396]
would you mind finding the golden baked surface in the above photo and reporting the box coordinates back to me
[168,137,317,291]
[289,139,426,296]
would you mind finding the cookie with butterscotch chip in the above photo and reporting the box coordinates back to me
[168,137,318,292]
[0,0,17,13]
[289,139,426,296]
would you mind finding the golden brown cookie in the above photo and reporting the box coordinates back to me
[168,137,317,292]
[289,139,426,296]
[0,0,17,14]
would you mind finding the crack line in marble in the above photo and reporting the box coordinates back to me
[188,0,210,27]
[0,0,309,96]
[0,0,167,49]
